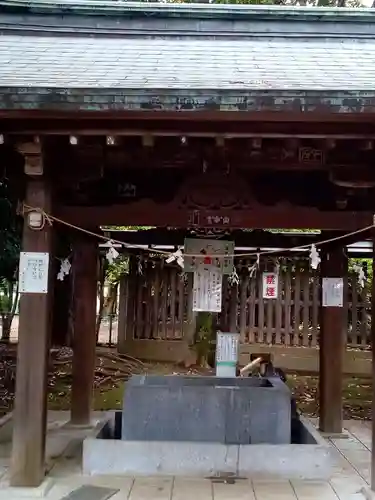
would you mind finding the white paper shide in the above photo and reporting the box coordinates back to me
[19,252,50,294]
[193,269,222,312]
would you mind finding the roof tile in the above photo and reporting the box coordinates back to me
[1,34,375,90]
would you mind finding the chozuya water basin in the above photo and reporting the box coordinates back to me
[121,374,291,445]
[83,408,334,479]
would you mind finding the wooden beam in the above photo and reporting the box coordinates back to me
[56,205,373,231]
[70,235,98,426]
[2,109,375,124]
[319,246,347,434]
[102,228,370,250]
[10,179,53,487]
[371,228,375,491]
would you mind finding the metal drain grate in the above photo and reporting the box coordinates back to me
[60,485,119,500]
[206,472,247,484]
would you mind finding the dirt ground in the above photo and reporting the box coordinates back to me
[0,344,372,420]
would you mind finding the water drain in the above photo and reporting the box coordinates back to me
[207,472,247,484]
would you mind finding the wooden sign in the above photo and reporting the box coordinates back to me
[184,238,234,274]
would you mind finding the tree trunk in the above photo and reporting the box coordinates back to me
[96,258,106,344]
[103,283,118,316]
[1,314,12,342]
[0,280,19,343]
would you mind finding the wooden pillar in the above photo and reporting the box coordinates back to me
[52,275,72,346]
[319,245,346,434]
[186,272,197,343]
[70,235,98,426]
[371,229,375,491]
[118,256,136,352]
[229,283,238,332]
[10,176,53,485]
[51,231,72,347]
[117,275,128,352]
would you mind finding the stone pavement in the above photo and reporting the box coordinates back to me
[0,412,372,500]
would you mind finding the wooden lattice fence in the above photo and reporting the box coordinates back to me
[120,258,371,349]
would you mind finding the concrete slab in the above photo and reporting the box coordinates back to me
[291,480,339,500]
[252,480,297,500]
[0,477,54,498]
[83,439,238,477]
[238,417,334,480]
[173,478,212,500]
[129,477,173,500]
[238,443,333,480]
[212,479,255,500]
[0,412,373,500]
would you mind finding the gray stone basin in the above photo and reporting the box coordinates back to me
[121,374,291,445]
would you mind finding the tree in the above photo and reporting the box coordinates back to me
[96,255,129,344]
[0,180,22,342]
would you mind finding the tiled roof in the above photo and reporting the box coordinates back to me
[1,34,375,91]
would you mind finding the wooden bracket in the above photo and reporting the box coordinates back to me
[17,139,43,176]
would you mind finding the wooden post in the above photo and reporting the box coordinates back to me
[319,245,346,434]
[10,178,53,487]
[117,275,127,351]
[70,235,98,426]
[371,228,375,491]
[186,272,196,344]
[51,230,72,346]
[229,283,238,332]
[118,255,137,352]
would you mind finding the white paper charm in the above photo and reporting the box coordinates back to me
[166,247,184,269]
[352,263,366,288]
[228,268,240,286]
[57,258,71,281]
[105,242,119,265]
[309,244,321,270]
[248,253,260,278]
[19,252,49,294]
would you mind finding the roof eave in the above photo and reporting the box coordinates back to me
[2,0,375,22]
[1,87,375,114]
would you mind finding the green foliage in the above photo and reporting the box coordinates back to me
[0,279,13,314]
[106,256,129,286]
[0,181,21,340]
[101,226,153,231]
[349,258,372,284]
[0,181,22,282]
[193,312,216,367]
